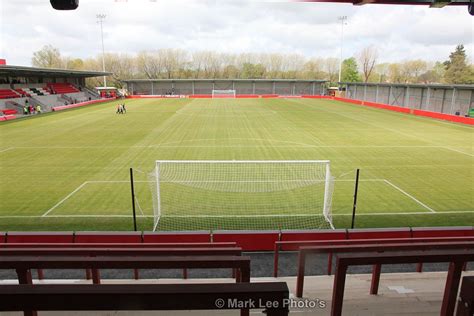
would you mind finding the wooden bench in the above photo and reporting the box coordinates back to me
[331,249,474,316]
[0,242,239,280]
[0,255,251,283]
[0,282,289,316]
[0,255,251,316]
[0,242,238,248]
[273,236,474,277]
[0,247,243,283]
[295,241,474,297]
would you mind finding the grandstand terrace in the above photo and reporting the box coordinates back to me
[341,82,474,117]
[0,64,111,119]
[122,79,327,97]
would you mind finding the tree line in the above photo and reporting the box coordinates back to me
[32,44,473,88]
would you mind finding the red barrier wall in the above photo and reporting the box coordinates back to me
[347,227,412,239]
[52,99,111,112]
[412,108,474,125]
[281,229,347,242]
[128,95,185,99]
[143,232,210,243]
[74,232,142,243]
[213,230,280,251]
[301,95,332,99]
[333,97,474,125]
[6,232,74,243]
[411,227,474,238]
[0,114,17,122]
[1,227,473,250]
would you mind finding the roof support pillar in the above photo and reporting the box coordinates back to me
[450,88,457,114]
[426,87,431,110]
[404,86,410,108]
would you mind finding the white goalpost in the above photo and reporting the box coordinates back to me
[211,90,236,98]
[149,160,335,231]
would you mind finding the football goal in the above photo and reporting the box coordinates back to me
[212,90,236,98]
[149,160,335,231]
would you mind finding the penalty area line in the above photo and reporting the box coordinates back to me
[383,179,436,213]
[42,182,88,217]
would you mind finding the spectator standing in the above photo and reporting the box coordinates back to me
[36,105,42,114]
[23,106,28,115]
[122,103,126,114]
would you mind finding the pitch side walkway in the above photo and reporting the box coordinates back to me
[2,271,473,315]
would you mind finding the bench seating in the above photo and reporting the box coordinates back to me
[0,89,19,99]
[0,282,290,316]
[47,83,79,94]
[1,109,17,115]
[274,236,474,277]
[0,255,251,284]
[295,240,474,297]
[0,243,240,281]
[331,249,474,316]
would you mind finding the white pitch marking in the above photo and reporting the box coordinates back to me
[7,144,472,150]
[86,180,152,183]
[383,179,436,213]
[291,99,474,159]
[441,146,474,158]
[42,215,154,218]
[0,210,473,219]
[42,182,88,217]
[0,147,13,153]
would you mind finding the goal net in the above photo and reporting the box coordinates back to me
[212,90,236,98]
[149,160,335,231]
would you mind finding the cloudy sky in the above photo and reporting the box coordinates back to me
[0,0,473,66]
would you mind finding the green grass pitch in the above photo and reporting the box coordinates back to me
[0,97,472,231]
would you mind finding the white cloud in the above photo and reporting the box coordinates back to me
[0,0,472,66]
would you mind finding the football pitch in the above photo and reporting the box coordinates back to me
[0,97,473,231]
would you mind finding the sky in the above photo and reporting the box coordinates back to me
[0,0,473,66]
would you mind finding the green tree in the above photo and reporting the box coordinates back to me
[419,62,445,84]
[341,57,360,82]
[443,45,474,84]
[241,63,266,79]
[31,44,63,68]
[65,58,84,70]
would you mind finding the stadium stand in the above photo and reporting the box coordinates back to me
[0,65,110,117]
[0,227,472,315]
